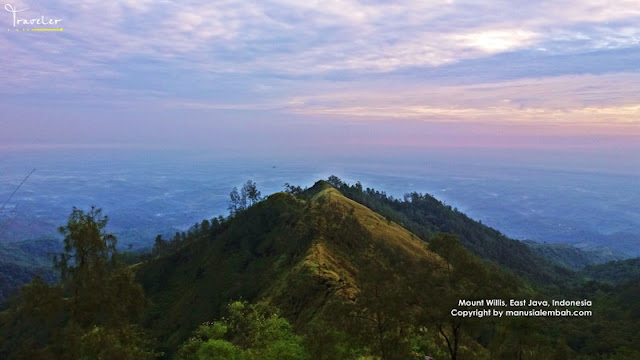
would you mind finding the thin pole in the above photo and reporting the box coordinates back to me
[0,168,36,214]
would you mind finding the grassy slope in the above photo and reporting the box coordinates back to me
[334,182,574,287]
[137,182,446,354]
[265,184,444,326]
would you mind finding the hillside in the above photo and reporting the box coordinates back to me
[325,177,574,287]
[138,184,438,351]
[0,239,58,305]
[137,181,522,358]
[580,257,640,284]
[263,182,448,323]
[524,240,625,271]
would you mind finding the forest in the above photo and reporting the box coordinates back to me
[1,178,639,360]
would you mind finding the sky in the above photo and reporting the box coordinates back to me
[1,0,639,157]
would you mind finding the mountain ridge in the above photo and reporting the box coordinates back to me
[137,183,456,353]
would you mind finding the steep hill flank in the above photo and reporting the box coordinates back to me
[137,183,450,354]
[328,178,574,287]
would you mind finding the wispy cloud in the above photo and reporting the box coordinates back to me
[2,0,639,142]
[3,0,639,88]
[283,73,640,132]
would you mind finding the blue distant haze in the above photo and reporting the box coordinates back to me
[1,147,638,256]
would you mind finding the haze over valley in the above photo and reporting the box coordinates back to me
[1,146,637,256]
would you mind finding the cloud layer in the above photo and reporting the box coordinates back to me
[2,0,639,143]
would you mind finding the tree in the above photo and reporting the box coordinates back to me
[75,325,158,360]
[1,207,156,359]
[327,175,344,188]
[201,219,211,232]
[178,301,308,360]
[0,275,65,359]
[229,187,242,215]
[153,235,168,256]
[348,245,414,360]
[54,207,122,326]
[493,318,547,360]
[242,180,261,207]
[284,183,303,196]
[229,181,262,216]
[54,206,147,325]
[417,233,516,360]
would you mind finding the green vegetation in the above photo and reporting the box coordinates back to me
[580,258,640,284]
[320,176,573,288]
[0,207,158,359]
[524,240,623,271]
[1,177,639,359]
[177,301,308,360]
[229,180,263,216]
[0,238,59,305]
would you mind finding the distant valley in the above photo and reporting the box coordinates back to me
[1,149,638,256]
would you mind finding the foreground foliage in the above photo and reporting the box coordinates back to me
[177,301,308,360]
[0,207,158,359]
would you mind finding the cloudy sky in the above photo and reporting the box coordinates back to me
[2,0,639,154]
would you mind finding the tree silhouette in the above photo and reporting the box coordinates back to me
[229,187,242,215]
[242,180,261,207]
[229,181,262,216]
